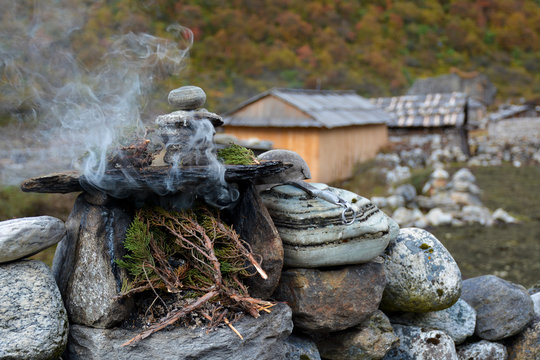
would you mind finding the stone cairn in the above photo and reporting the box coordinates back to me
[1,87,538,359]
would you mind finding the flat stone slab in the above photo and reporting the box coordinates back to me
[63,303,293,360]
[0,260,68,359]
[0,216,66,263]
[261,183,398,268]
[20,161,291,194]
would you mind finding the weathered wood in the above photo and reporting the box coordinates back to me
[20,161,291,195]
[20,171,83,193]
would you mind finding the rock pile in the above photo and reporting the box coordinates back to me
[374,167,518,228]
[0,216,69,359]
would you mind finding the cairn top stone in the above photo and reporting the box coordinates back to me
[155,109,223,128]
[168,85,206,110]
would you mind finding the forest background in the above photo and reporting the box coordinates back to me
[1,0,540,123]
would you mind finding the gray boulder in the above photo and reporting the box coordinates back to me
[389,298,476,344]
[381,228,462,312]
[461,275,534,340]
[0,260,68,359]
[317,310,399,360]
[0,216,65,263]
[53,194,134,328]
[383,324,458,360]
[273,261,386,332]
[64,303,293,360]
[456,340,507,360]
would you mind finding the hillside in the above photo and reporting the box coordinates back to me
[1,0,540,119]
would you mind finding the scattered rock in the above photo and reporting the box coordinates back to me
[386,194,405,209]
[389,298,476,344]
[0,260,68,359]
[167,85,206,110]
[273,261,386,332]
[392,207,426,228]
[380,228,462,312]
[64,303,293,360]
[393,184,417,203]
[52,194,134,328]
[261,183,398,268]
[0,216,65,263]
[460,205,493,226]
[456,340,507,360]
[461,275,534,340]
[383,324,458,360]
[316,310,399,360]
[425,207,453,226]
[492,208,518,224]
[504,317,539,360]
[385,165,411,185]
[284,334,321,360]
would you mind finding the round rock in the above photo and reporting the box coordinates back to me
[0,216,66,263]
[0,260,68,359]
[456,340,508,360]
[316,310,399,360]
[272,261,386,332]
[167,85,206,110]
[389,298,476,344]
[384,324,458,360]
[461,275,534,341]
[380,227,462,312]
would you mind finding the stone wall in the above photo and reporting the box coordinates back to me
[488,117,540,141]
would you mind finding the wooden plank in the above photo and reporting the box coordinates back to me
[20,161,291,194]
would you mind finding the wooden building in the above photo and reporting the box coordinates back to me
[223,88,391,183]
[370,92,473,156]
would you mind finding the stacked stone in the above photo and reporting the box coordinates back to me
[0,216,69,359]
[386,167,517,228]
[153,86,223,166]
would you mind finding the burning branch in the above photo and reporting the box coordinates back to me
[117,206,273,346]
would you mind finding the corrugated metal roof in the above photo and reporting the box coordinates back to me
[223,88,391,128]
[370,92,467,128]
[488,104,530,122]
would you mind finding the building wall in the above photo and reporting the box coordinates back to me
[318,124,388,183]
[223,126,322,181]
[223,124,388,183]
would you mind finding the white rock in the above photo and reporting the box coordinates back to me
[426,208,453,226]
[460,205,493,226]
[0,260,68,359]
[532,292,540,317]
[456,340,507,360]
[386,194,405,209]
[0,216,66,263]
[492,208,518,224]
[384,325,458,360]
[432,168,449,180]
[452,168,475,183]
[381,228,462,312]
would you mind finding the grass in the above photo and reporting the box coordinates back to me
[337,160,540,288]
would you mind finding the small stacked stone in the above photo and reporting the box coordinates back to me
[155,86,223,166]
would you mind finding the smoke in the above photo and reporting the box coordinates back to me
[0,0,238,209]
